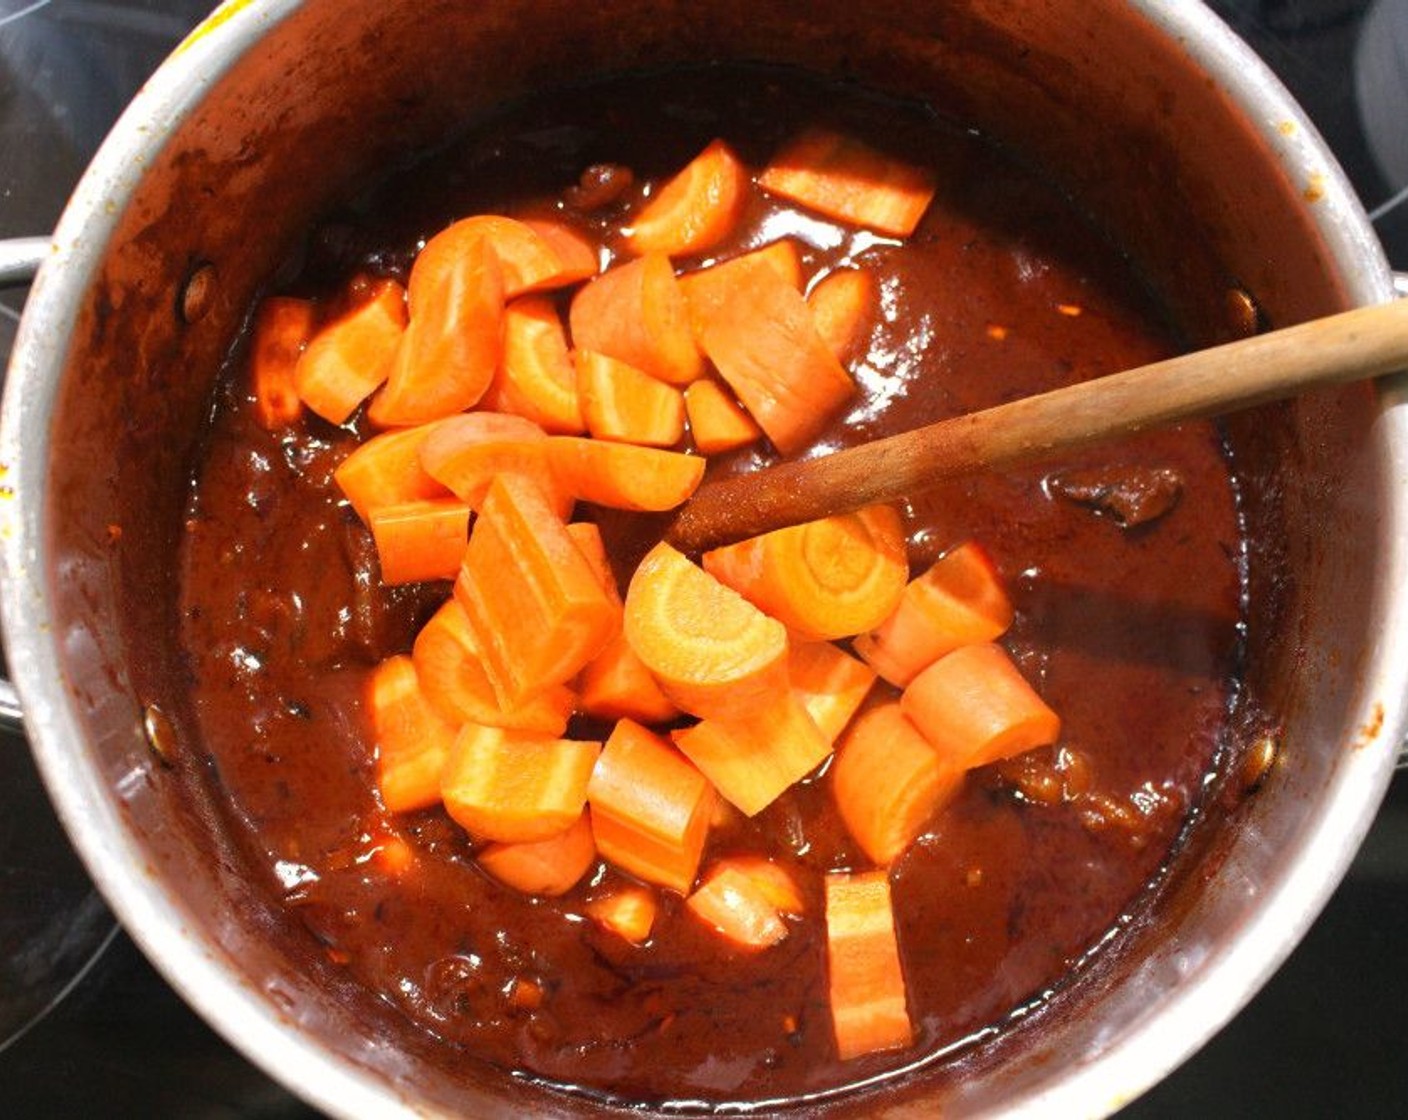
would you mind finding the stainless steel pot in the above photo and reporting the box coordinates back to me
[1,1,1405,1116]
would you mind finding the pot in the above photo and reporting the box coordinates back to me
[1,1,1405,1116]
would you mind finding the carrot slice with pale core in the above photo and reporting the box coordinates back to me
[369,498,470,585]
[569,252,704,386]
[477,811,597,896]
[368,655,458,813]
[825,870,913,1060]
[334,423,449,524]
[545,437,704,512]
[440,722,601,844]
[788,640,876,744]
[483,295,586,433]
[683,377,763,455]
[703,505,908,641]
[586,719,714,894]
[854,540,1014,686]
[760,127,936,237]
[294,278,407,425]
[575,348,686,448]
[623,138,748,258]
[623,541,789,721]
[832,700,965,865]
[250,296,316,430]
[900,642,1061,770]
[686,864,789,949]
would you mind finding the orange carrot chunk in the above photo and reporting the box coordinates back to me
[623,541,789,721]
[577,632,681,725]
[585,885,658,944]
[900,642,1062,770]
[569,253,704,386]
[369,833,417,878]
[807,266,875,361]
[334,423,450,525]
[760,127,936,237]
[368,655,459,813]
[586,719,715,894]
[673,691,831,816]
[686,864,789,950]
[832,700,965,865]
[694,255,855,455]
[854,540,1014,687]
[574,349,686,448]
[369,498,470,585]
[294,277,407,425]
[250,296,316,430]
[788,640,877,744]
[623,139,748,258]
[419,411,573,518]
[483,295,586,434]
[454,474,620,706]
[678,239,805,343]
[706,855,805,916]
[703,505,908,641]
[440,722,601,844]
[477,811,597,896]
[410,215,597,308]
[545,437,704,512]
[683,378,763,455]
[368,236,504,426]
[825,870,913,1060]
[413,599,574,735]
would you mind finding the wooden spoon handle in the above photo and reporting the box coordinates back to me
[666,297,1408,554]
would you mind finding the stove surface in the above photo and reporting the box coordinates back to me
[0,1,1405,1116]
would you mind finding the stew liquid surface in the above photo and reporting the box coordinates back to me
[176,66,1245,1108]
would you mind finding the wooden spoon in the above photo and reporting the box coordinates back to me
[665,297,1408,554]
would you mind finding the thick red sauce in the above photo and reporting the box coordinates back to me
[177,67,1245,1108]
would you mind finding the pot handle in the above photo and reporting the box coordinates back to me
[0,236,51,735]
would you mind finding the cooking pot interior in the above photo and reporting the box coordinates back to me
[31,0,1400,1115]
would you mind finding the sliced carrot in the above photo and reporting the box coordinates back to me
[294,277,407,425]
[368,654,458,813]
[586,718,715,894]
[685,864,789,950]
[334,423,449,525]
[807,266,874,361]
[832,700,965,865]
[369,498,470,585]
[900,642,1061,770]
[412,599,574,735]
[574,349,686,448]
[825,870,913,1060]
[708,855,805,915]
[623,541,789,721]
[683,378,763,455]
[477,811,597,896]
[759,127,936,237]
[568,253,704,386]
[622,139,748,258]
[410,215,597,309]
[250,296,316,430]
[702,505,908,641]
[545,437,704,512]
[694,255,855,455]
[788,640,876,743]
[454,474,620,706]
[440,722,602,844]
[673,691,831,816]
[576,632,681,725]
[419,411,573,519]
[585,884,658,944]
[482,296,586,434]
[369,833,417,878]
[564,520,621,602]
[678,239,805,343]
[368,236,503,426]
[853,540,1014,687]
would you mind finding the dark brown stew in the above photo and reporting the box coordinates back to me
[176,66,1245,1108]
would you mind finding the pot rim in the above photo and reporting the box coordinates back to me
[1,2,1404,1118]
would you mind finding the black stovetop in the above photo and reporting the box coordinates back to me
[1,2,1405,1115]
